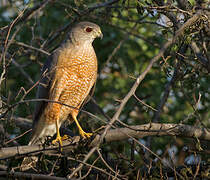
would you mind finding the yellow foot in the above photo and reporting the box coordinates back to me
[52,134,63,146]
[61,134,69,141]
[79,130,92,138]
[52,134,70,146]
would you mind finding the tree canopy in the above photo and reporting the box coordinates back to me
[0,0,209,179]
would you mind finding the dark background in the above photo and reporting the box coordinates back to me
[0,0,209,179]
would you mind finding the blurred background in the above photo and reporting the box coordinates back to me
[0,0,209,179]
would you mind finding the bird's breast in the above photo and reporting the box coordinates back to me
[48,45,98,121]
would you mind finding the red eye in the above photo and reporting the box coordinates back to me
[85,27,93,32]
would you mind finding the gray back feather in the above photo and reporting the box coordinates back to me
[32,51,59,129]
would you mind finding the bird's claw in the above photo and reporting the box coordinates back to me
[52,136,63,146]
[79,130,92,138]
[52,134,70,145]
[61,134,69,141]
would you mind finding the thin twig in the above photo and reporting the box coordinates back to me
[97,148,122,178]
[4,129,32,145]
[134,93,157,112]
[15,41,50,56]
[67,147,97,179]
[11,59,34,85]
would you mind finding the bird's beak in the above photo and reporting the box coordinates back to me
[96,29,103,39]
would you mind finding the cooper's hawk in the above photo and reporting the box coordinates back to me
[29,21,102,146]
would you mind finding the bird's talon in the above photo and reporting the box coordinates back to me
[61,134,69,141]
[80,131,92,138]
[52,135,63,146]
[52,134,70,146]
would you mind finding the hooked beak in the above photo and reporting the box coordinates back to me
[96,29,103,39]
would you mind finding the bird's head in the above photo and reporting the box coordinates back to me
[70,21,103,44]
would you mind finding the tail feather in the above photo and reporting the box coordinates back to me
[20,121,57,171]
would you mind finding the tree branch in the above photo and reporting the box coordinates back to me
[0,170,74,180]
[0,123,209,160]
[57,11,204,177]
[98,8,203,146]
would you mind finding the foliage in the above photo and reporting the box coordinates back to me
[0,0,209,179]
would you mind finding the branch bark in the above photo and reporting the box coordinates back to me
[0,171,74,180]
[0,123,209,160]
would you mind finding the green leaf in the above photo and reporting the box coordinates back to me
[188,0,196,6]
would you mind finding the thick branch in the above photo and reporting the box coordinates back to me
[91,123,210,146]
[0,123,209,160]
[0,171,74,180]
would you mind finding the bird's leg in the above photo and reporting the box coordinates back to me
[52,118,63,147]
[52,118,69,148]
[72,111,92,138]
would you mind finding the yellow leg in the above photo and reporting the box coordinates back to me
[72,113,92,138]
[49,103,69,148]
[52,119,63,146]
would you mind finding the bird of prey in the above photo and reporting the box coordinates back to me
[30,21,102,146]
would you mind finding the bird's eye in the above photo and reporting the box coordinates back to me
[85,27,93,32]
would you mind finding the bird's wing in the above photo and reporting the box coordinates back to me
[32,51,59,128]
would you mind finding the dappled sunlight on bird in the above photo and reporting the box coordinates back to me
[21,21,102,170]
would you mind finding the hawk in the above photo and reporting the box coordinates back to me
[30,21,102,146]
